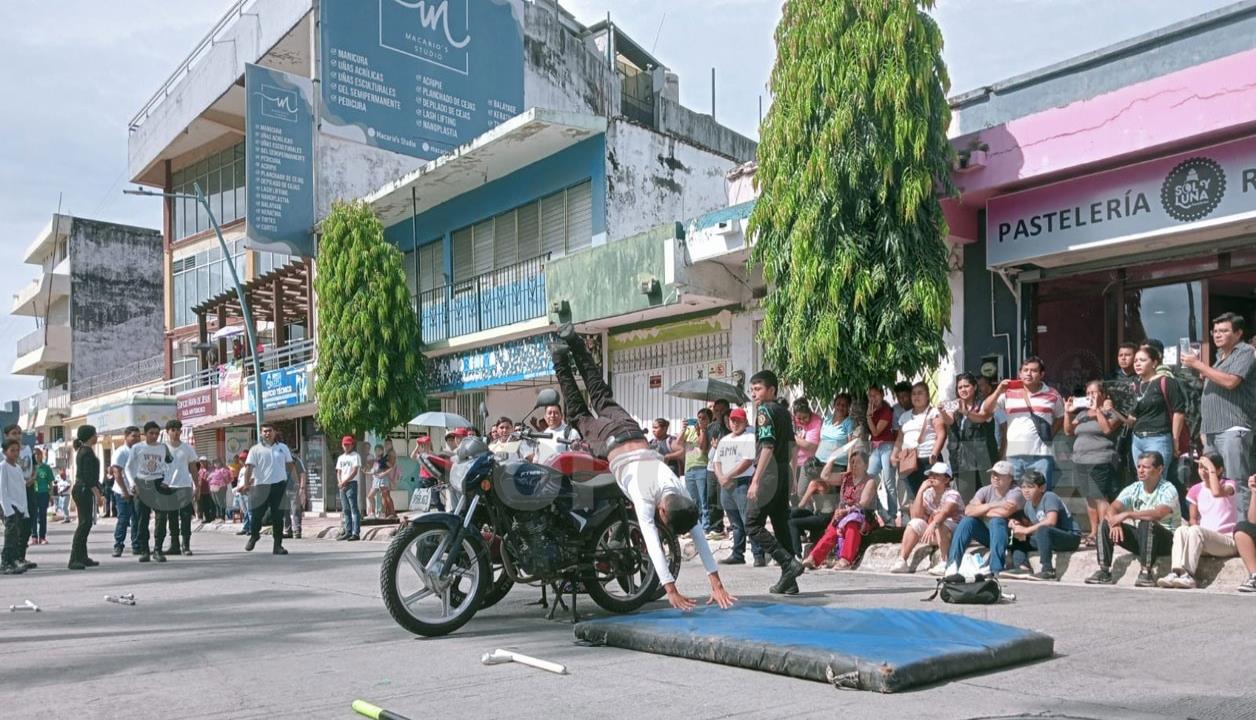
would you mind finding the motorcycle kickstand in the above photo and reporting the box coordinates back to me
[528,584,548,609]
[544,582,568,621]
[567,581,580,624]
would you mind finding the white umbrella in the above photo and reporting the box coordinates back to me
[408,411,473,429]
[211,325,246,341]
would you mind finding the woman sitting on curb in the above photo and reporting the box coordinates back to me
[1160,452,1239,589]
[1234,474,1256,593]
[890,462,962,575]
[801,449,878,570]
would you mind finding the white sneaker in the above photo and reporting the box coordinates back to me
[928,561,949,577]
[1172,572,1197,589]
[1156,571,1180,589]
[706,530,726,541]
[889,558,911,574]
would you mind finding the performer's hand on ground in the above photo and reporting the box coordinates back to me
[707,578,737,609]
[665,584,696,611]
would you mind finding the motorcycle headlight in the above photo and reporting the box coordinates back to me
[455,454,494,494]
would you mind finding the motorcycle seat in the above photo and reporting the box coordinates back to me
[569,472,621,505]
[548,451,610,478]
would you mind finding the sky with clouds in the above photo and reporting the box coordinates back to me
[0,0,1240,407]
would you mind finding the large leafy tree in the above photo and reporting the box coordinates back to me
[749,0,954,399]
[315,201,426,437]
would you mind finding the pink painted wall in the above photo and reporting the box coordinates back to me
[946,46,1256,241]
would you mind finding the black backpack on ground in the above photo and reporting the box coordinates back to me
[923,574,1003,605]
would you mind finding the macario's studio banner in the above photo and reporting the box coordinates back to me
[319,0,525,161]
[245,63,315,257]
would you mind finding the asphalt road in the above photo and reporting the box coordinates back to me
[2,523,1253,720]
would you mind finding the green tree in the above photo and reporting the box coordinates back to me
[315,200,426,437]
[748,0,954,399]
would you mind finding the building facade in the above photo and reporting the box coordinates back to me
[10,214,163,472]
[126,0,757,509]
[943,1,1256,391]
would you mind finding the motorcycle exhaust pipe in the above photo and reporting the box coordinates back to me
[480,648,568,675]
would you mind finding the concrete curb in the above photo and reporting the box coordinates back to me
[854,542,1252,593]
[679,531,1252,593]
[182,519,402,543]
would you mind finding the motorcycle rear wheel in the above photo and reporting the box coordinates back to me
[581,512,673,614]
[381,520,490,637]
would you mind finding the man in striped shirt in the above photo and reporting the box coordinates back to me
[976,356,1065,489]
[1185,312,1256,515]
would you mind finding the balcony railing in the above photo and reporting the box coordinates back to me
[72,354,165,402]
[165,338,316,395]
[128,0,260,131]
[20,385,71,417]
[72,338,318,403]
[48,385,71,413]
[16,327,60,357]
[415,254,550,344]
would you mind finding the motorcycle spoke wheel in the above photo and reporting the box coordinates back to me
[381,521,489,636]
[582,514,664,613]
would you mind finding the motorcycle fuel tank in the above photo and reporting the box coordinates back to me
[497,460,565,512]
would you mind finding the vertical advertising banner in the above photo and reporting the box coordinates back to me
[246,63,316,257]
[320,0,525,161]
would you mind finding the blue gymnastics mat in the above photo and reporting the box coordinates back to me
[574,603,1053,693]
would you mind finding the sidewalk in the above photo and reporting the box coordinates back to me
[90,513,407,543]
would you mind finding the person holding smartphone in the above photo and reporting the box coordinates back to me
[1064,380,1122,547]
[973,356,1064,490]
[939,372,998,500]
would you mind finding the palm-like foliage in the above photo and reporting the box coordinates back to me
[749,0,955,398]
[315,201,426,437]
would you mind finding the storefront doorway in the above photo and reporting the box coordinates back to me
[1031,251,1256,391]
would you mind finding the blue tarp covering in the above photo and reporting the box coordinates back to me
[574,603,1054,693]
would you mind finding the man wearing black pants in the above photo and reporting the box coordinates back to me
[163,420,198,555]
[127,422,173,563]
[3,425,36,571]
[1086,450,1181,587]
[745,370,805,595]
[550,325,734,611]
[237,423,294,555]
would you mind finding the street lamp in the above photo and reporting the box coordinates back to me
[125,182,264,441]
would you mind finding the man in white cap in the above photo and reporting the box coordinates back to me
[891,461,963,574]
[943,459,1025,577]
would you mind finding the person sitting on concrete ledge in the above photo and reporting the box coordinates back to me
[1234,474,1256,593]
[890,462,962,574]
[801,448,878,570]
[1085,450,1181,587]
[943,459,1025,578]
[1160,452,1239,589]
[1005,469,1080,581]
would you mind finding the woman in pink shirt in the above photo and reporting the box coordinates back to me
[1160,452,1238,589]
[207,460,233,523]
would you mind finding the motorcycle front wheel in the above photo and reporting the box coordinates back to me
[381,520,490,637]
[581,512,674,614]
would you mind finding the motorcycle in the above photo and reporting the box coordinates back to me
[380,390,681,637]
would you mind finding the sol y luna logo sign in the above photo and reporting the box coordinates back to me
[1160,157,1226,222]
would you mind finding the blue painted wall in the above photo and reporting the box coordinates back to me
[384,134,607,284]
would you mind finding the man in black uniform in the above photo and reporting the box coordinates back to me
[744,370,805,595]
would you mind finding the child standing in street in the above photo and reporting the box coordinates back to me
[2,439,30,574]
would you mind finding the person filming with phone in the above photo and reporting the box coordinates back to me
[973,357,1064,489]
[1063,380,1122,547]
